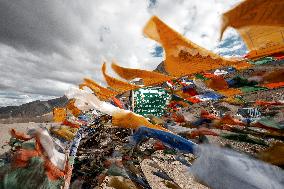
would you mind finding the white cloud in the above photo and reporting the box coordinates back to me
[0,0,243,107]
[214,28,248,57]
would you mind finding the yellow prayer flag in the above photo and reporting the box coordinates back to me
[111,62,173,86]
[217,88,242,97]
[102,63,139,92]
[143,16,238,77]
[53,108,67,122]
[221,0,284,38]
[80,78,119,100]
[50,126,78,141]
[238,26,284,59]
[112,111,170,132]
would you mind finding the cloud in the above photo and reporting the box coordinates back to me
[0,0,242,107]
[214,28,248,57]
[0,83,11,90]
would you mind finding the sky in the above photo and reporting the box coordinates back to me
[0,0,246,107]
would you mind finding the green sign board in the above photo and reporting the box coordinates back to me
[133,87,171,117]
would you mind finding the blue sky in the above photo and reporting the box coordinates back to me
[0,0,245,107]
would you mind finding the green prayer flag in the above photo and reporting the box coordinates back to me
[133,87,171,117]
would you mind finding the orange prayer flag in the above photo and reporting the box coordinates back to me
[173,90,191,99]
[217,88,242,97]
[186,97,201,104]
[189,128,219,138]
[232,61,251,70]
[80,78,119,100]
[112,111,170,132]
[11,149,40,168]
[262,69,284,83]
[102,63,139,92]
[205,76,229,90]
[255,100,284,106]
[239,26,284,59]
[53,108,67,122]
[10,129,33,141]
[220,114,245,126]
[221,0,284,58]
[66,100,81,117]
[44,158,66,181]
[61,119,80,129]
[111,97,124,109]
[200,110,219,120]
[221,0,284,38]
[203,73,215,79]
[111,62,174,86]
[143,16,238,77]
[262,82,284,89]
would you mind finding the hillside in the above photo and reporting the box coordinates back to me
[0,96,68,123]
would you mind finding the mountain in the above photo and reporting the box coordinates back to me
[154,61,168,74]
[0,96,68,123]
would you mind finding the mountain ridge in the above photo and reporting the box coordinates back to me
[0,96,68,123]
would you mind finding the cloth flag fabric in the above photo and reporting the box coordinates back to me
[239,26,284,59]
[53,108,67,122]
[221,0,284,38]
[190,144,284,189]
[102,63,139,92]
[80,78,119,100]
[221,0,284,58]
[111,62,173,86]
[132,126,197,154]
[66,99,82,117]
[133,87,171,117]
[143,16,245,77]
